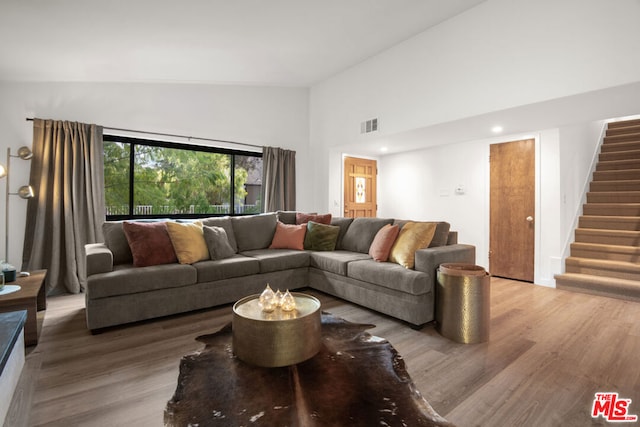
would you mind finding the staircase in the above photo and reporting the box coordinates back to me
[555,118,640,302]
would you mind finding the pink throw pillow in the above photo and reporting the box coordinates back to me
[296,212,332,225]
[369,224,400,262]
[269,221,307,250]
[122,221,178,267]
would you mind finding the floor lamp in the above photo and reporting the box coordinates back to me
[2,146,35,267]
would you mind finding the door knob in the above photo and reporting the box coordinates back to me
[526,216,534,222]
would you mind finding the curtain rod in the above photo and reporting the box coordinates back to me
[25,117,262,150]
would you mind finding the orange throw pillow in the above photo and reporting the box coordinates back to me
[368,224,400,262]
[269,221,307,250]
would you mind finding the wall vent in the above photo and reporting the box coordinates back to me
[360,118,378,134]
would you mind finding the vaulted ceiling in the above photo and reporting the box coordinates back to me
[0,0,485,86]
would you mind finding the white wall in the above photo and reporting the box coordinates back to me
[378,129,563,286]
[309,0,640,286]
[0,81,310,268]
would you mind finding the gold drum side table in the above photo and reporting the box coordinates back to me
[232,292,321,367]
[436,263,490,344]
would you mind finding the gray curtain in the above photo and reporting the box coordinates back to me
[261,146,296,212]
[22,119,105,295]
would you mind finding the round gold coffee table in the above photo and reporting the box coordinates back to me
[232,292,321,367]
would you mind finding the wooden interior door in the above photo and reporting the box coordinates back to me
[489,139,535,282]
[344,156,377,218]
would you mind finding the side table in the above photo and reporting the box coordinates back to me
[0,270,47,346]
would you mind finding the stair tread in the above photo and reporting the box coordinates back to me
[576,228,640,235]
[566,256,640,271]
[571,241,640,251]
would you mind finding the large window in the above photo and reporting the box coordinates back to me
[104,135,262,220]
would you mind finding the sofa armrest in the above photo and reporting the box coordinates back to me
[86,243,114,276]
[414,244,476,276]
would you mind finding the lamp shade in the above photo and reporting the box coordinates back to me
[17,185,34,199]
[0,164,6,179]
[17,146,33,160]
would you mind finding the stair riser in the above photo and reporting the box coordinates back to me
[583,204,640,216]
[600,141,640,153]
[590,181,640,192]
[575,231,640,246]
[587,192,640,203]
[604,135,640,144]
[599,150,640,162]
[565,265,640,282]
[606,125,640,136]
[608,119,640,129]
[597,160,640,171]
[593,170,640,181]
[578,217,640,231]
[570,247,640,263]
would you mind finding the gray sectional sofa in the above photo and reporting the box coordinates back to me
[84,212,475,331]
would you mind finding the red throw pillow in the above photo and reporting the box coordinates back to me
[269,221,307,250]
[122,221,178,267]
[369,224,400,262]
[296,212,332,225]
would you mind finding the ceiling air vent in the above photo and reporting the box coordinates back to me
[360,118,378,134]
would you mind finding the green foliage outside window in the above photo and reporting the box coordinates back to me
[103,138,262,217]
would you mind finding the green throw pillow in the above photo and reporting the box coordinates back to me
[304,221,340,251]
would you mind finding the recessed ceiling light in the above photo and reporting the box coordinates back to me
[491,126,503,133]
[380,147,388,152]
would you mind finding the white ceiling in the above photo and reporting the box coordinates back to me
[0,0,485,86]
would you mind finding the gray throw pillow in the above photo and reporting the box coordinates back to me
[203,226,236,260]
[102,222,133,265]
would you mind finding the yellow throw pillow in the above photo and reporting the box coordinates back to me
[389,222,437,269]
[166,221,210,264]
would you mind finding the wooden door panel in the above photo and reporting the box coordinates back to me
[344,157,377,218]
[489,139,535,282]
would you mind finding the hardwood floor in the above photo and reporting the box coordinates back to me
[4,277,640,426]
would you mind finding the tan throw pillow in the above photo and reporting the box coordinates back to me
[369,224,400,262]
[389,222,437,269]
[166,221,210,264]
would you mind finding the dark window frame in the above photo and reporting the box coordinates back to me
[103,134,262,221]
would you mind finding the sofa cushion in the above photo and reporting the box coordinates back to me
[304,221,340,251]
[340,218,394,254]
[347,259,431,295]
[166,221,210,264]
[241,249,310,274]
[102,222,133,265]
[122,221,178,267]
[201,216,238,253]
[194,255,261,282]
[309,250,371,276]
[393,220,450,248]
[203,226,236,260]
[231,213,277,252]
[87,263,197,299]
[269,222,306,250]
[330,217,354,250]
[389,222,437,269]
[369,224,400,262]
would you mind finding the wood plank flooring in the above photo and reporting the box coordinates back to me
[4,277,640,427]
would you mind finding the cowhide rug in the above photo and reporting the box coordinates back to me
[165,313,454,427]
